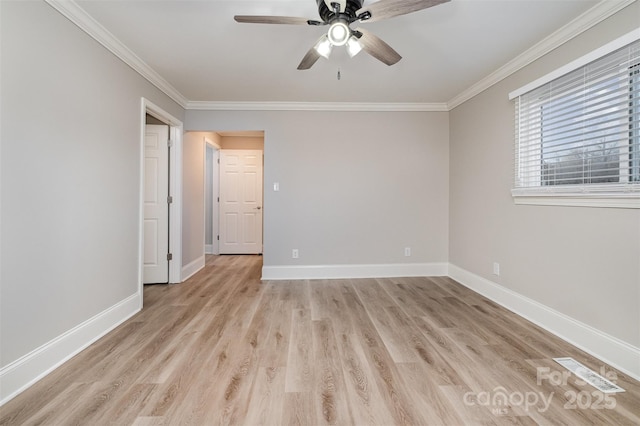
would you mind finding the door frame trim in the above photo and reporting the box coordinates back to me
[139,98,183,300]
[204,137,221,255]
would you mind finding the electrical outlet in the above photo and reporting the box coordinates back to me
[292,249,299,259]
[493,262,500,276]
[404,247,411,257]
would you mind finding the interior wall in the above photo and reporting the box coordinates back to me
[186,110,450,268]
[449,2,640,347]
[0,0,184,392]
[182,132,221,267]
[220,136,264,150]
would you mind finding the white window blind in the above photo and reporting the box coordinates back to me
[512,38,640,199]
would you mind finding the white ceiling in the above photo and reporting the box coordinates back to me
[72,0,604,105]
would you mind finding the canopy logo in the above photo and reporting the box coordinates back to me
[463,387,553,414]
[462,365,619,415]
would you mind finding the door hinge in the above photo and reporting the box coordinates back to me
[167,195,173,204]
[168,139,174,148]
[217,197,219,203]
[217,235,219,241]
[167,253,173,261]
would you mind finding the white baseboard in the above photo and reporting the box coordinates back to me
[205,244,214,255]
[181,255,205,282]
[261,262,449,280]
[448,264,640,381]
[0,293,141,405]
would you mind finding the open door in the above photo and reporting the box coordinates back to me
[143,124,169,283]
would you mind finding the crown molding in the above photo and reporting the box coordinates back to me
[45,0,634,113]
[43,0,445,113]
[44,0,188,108]
[185,101,448,112]
[446,0,637,110]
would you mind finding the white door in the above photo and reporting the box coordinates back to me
[144,124,169,283]
[219,150,263,254]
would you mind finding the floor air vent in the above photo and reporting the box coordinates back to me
[554,357,625,393]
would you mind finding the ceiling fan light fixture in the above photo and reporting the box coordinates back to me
[346,36,362,57]
[327,21,349,46]
[314,35,333,59]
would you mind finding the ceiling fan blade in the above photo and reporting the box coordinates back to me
[297,46,322,70]
[356,0,450,23]
[355,28,401,66]
[234,15,321,25]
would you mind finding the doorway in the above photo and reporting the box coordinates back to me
[140,99,183,296]
[204,138,220,255]
[207,131,264,256]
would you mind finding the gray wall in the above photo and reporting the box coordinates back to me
[186,110,450,267]
[220,136,264,150]
[182,132,206,266]
[1,0,184,368]
[449,2,640,346]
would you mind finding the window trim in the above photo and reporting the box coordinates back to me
[509,29,640,100]
[510,28,640,209]
[512,192,640,209]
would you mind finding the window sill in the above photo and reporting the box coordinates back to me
[511,191,640,209]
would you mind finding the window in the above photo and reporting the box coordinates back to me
[510,32,640,208]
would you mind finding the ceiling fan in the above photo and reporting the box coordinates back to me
[234,0,450,70]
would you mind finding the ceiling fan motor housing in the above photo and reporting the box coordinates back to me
[316,0,363,23]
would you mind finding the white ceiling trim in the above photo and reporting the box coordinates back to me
[186,101,449,112]
[446,0,636,110]
[44,0,189,108]
[45,0,633,113]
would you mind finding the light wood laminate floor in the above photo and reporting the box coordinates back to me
[1,255,639,425]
